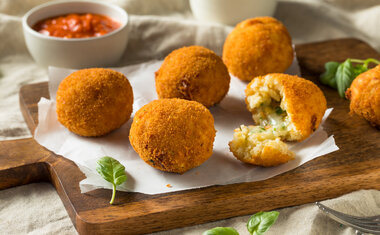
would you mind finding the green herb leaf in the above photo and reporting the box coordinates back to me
[335,59,354,98]
[320,58,380,99]
[320,61,339,89]
[247,211,279,235]
[96,156,127,204]
[202,227,239,235]
[351,58,380,69]
[275,107,285,115]
[352,64,367,78]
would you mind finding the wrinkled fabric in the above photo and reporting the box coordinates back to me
[154,190,380,235]
[0,0,379,234]
[1,0,380,140]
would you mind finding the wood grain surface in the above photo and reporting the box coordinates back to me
[0,38,379,235]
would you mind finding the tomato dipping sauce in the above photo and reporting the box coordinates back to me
[32,13,120,38]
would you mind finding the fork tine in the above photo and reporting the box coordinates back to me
[316,202,380,235]
[337,213,380,226]
[316,202,380,226]
[326,208,380,224]
[331,211,380,222]
[362,215,380,222]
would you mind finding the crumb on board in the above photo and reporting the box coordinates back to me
[166,184,172,188]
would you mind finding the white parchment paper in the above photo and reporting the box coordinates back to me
[34,60,339,195]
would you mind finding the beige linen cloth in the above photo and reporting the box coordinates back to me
[0,0,379,234]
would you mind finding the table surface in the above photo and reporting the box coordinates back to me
[0,38,378,234]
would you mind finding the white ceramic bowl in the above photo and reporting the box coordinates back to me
[190,0,277,26]
[22,1,129,69]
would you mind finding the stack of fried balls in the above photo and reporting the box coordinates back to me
[56,16,331,173]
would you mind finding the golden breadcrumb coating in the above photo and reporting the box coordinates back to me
[155,45,230,107]
[129,98,216,174]
[222,17,293,81]
[346,65,380,127]
[56,68,133,137]
[229,73,326,167]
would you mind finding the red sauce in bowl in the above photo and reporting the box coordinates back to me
[32,13,121,38]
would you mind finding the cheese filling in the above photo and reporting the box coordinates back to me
[229,75,298,166]
[246,84,293,139]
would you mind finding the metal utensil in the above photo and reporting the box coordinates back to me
[316,202,380,235]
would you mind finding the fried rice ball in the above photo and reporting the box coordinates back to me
[129,98,216,174]
[229,125,295,166]
[155,45,230,107]
[56,68,133,137]
[222,17,293,81]
[245,73,327,141]
[346,65,380,127]
[229,73,327,167]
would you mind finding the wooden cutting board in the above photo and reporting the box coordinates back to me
[1,38,380,235]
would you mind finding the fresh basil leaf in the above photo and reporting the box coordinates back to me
[275,107,285,115]
[247,211,279,235]
[96,156,127,185]
[320,61,339,89]
[321,58,379,99]
[352,64,368,78]
[361,58,380,69]
[96,156,127,204]
[336,59,355,98]
[202,227,239,235]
